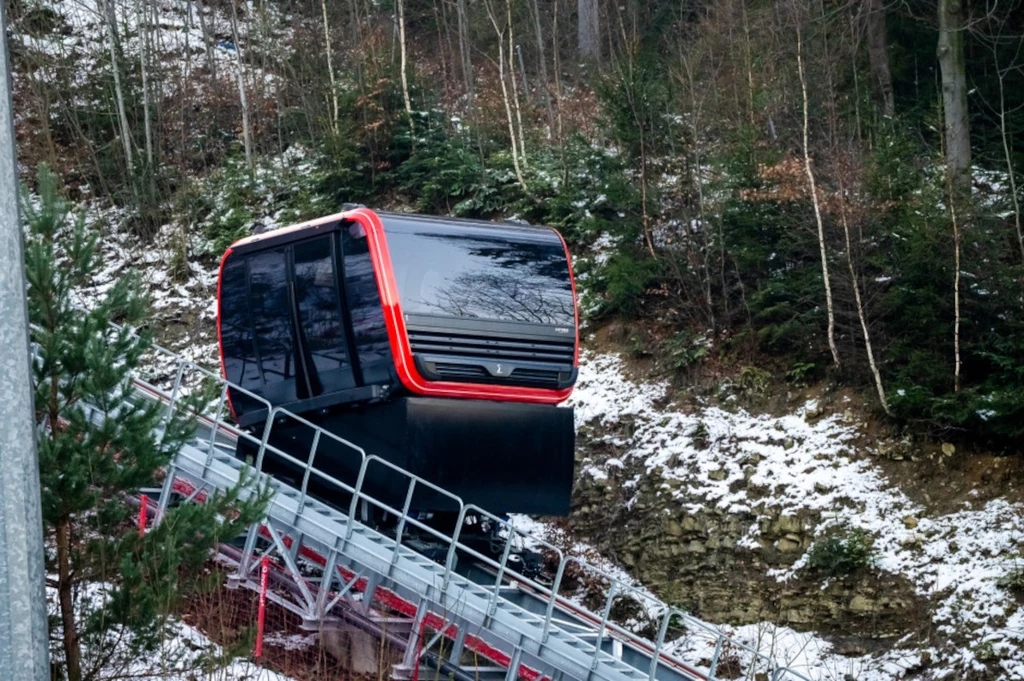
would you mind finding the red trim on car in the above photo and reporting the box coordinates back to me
[217,209,579,410]
[349,208,577,405]
[216,247,238,421]
[554,227,581,366]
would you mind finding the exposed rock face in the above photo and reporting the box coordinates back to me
[565,462,927,642]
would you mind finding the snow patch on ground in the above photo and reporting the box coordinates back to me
[46,580,296,681]
[568,352,1024,679]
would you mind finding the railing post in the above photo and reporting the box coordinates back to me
[487,525,516,617]
[295,429,321,525]
[203,383,229,468]
[708,635,724,680]
[542,555,569,644]
[345,457,371,542]
[648,609,674,680]
[161,362,187,427]
[390,479,417,573]
[591,583,617,671]
[442,505,469,593]
[154,461,178,525]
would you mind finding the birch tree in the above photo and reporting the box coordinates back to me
[322,0,340,136]
[797,21,841,369]
[530,0,555,134]
[839,178,890,414]
[937,0,971,390]
[102,0,134,177]
[483,0,527,190]
[229,0,253,173]
[397,0,415,141]
[136,0,153,166]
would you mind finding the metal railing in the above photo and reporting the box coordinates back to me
[46,324,815,681]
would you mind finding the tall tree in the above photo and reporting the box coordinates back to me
[229,0,253,172]
[937,0,971,192]
[24,167,267,681]
[578,0,600,61]
[530,0,555,133]
[865,0,894,116]
[797,21,841,369]
[483,0,528,190]
[101,0,134,177]
[397,0,415,141]
[321,0,340,136]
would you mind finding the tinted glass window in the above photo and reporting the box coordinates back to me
[383,218,575,326]
[294,236,351,382]
[341,223,392,383]
[220,255,262,390]
[247,249,296,396]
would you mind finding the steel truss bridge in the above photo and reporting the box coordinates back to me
[107,338,813,681]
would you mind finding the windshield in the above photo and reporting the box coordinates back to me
[382,217,575,327]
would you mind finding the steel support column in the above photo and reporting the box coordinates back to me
[0,0,51,675]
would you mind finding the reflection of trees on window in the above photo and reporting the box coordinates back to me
[294,246,348,374]
[429,270,574,324]
[391,230,574,325]
[342,229,391,378]
[248,250,293,381]
[220,256,262,388]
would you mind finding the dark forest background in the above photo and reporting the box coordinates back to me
[8,0,1024,445]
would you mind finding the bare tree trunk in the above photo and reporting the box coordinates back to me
[797,24,840,369]
[102,0,134,176]
[680,54,714,332]
[937,0,971,193]
[137,0,153,166]
[321,0,340,136]
[945,165,963,392]
[397,0,415,142]
[507,0,528,168]
[195,0,217,81]
[577,0,599,61]
[229,0,253,173]
[850,19,863,142]
[57,519,82,681]
[456,0,474,100]
[638,134,655,258]
[432,0,453,104]
[530,0,555,135]
[485,0,527,190]
[180,0,193,163]
[995,47,1024,267]
[148,0,164,147]
[740,0,756,128]
[839,186,890,414]
[552,0,566,141]
[865,0,894,116]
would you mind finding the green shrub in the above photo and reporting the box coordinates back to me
[806,528,875,578]
[737,365,771,397]
[207,206,253,256]
[599,250,661,317]
[663,332,710,373]
[786,361,817,386]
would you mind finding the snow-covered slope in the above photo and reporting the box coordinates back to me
[566,352,1024,680]
[56,195,1024,679]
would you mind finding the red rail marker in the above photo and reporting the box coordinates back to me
[255,555,269,663]
[138,494,148,538]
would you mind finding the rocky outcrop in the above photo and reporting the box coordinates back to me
[566,460,928,643]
